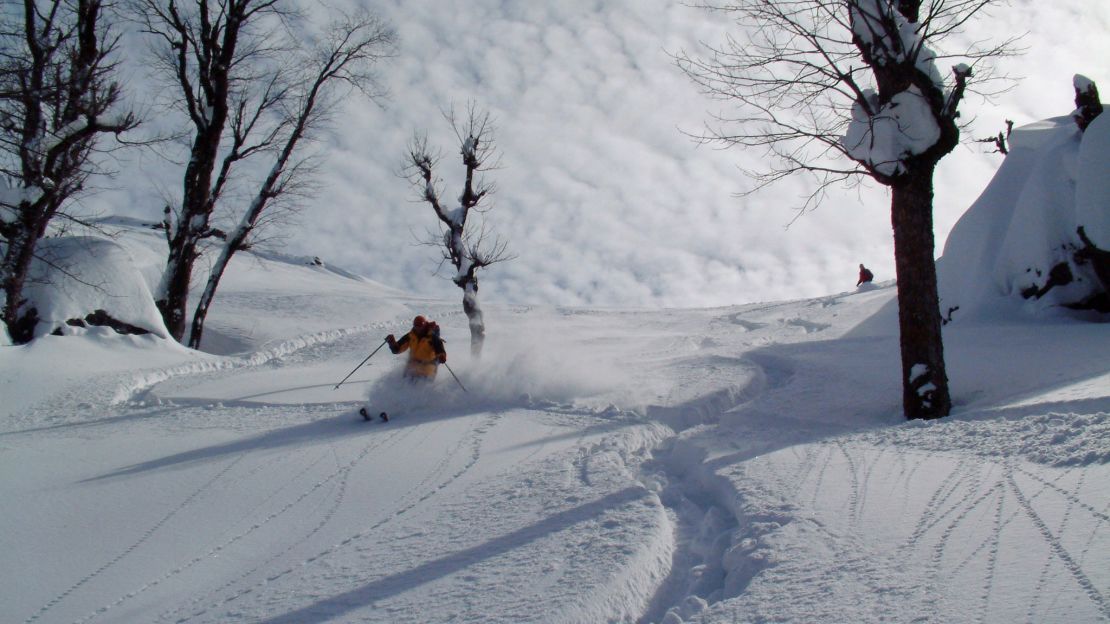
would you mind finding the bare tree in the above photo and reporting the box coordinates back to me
[187,11,396,349]
[677,0,1019,420]
[0,0,138,342]
[134,0,293,342]
[405,105,511,357]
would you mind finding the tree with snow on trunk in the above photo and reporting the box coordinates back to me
[404,104,511,358]
[135,0,298,343]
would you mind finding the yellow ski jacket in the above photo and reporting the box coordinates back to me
[390,330,446,380]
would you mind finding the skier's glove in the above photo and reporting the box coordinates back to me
[438,353,447,363]
[386,334,396,345]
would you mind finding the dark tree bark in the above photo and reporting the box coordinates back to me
[1073,76,1102,132]
[1076,227,1110,287]
[159,119,229,340]
[890,168,951,419]
[2,218,48,342]
[868,0,962,419]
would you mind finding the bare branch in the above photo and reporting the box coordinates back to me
[185,9,396,348]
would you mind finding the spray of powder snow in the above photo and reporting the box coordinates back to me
[363,333,630,416]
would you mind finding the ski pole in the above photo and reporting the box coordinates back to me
[443,362,468,393]
[334,339,388,390]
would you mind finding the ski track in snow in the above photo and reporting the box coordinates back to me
[23,454,249,624]
[44,310,650,623]
[11,326,411,623]
[637,329,1109,624]
[788,442,1110,623]
[158,434,407,623]
[68,423,416,624]
[165,414,500,623]
[1006,464,1110,619]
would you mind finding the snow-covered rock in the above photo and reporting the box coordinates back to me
[22,235,170,339]
[937,109,1110,319]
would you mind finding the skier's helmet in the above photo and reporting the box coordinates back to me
[413,315,427,328]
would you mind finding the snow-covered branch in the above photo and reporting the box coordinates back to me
[678,0,1017,190]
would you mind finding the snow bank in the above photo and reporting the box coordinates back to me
[937,110,1110,319]
[1075,112,1110,245]
[865,408,1110,467]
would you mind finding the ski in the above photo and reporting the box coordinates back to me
[359,407,388,422]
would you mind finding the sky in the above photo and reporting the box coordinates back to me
[99,0,1110,308]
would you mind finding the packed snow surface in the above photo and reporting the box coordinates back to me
[1,224,1107,623]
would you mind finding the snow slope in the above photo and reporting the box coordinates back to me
[2,233,1107,623]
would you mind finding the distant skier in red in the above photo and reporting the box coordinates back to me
[857,264,874,287]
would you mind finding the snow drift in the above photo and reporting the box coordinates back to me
[937,103,1110,320]
[22,235,170,340]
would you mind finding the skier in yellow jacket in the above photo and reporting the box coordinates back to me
[386,315,447,381]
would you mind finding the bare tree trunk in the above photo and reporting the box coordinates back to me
[187,240,234,350]
[143,0,259,344]
[187,161,275,349]
[405,105,510,356]
[157,115,227,342]
[1073,76,1102,132]
[462,280,485,357]
[890,166,951,419]
[158,229,199,341]
[1,210,49,342]
[0,0,137,342]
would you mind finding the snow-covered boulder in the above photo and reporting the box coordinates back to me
[21,235,170,340]
[937,107,1110,320]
